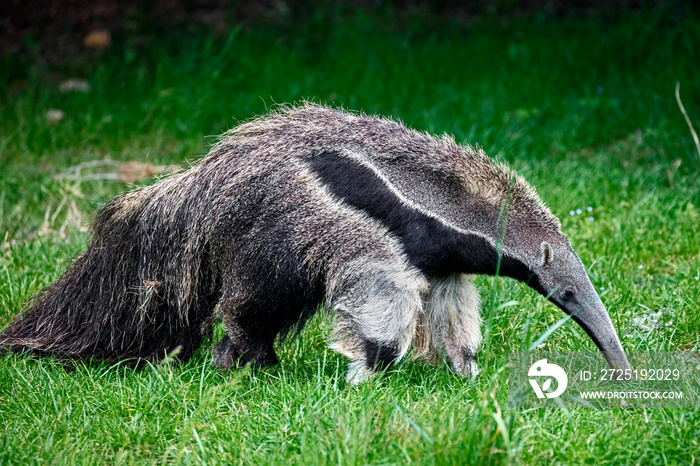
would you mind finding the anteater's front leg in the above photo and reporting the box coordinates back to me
[328,256,428,384]
[423,273,482,376]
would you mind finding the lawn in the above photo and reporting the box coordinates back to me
[1,5,699,464]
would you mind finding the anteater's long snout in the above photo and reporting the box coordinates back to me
[570,297,632,372]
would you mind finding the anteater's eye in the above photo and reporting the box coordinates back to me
[562,287,576,301]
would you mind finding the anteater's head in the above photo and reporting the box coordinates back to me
[484,164,631,373]
[527,237,631,372]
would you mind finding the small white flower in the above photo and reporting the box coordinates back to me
[45,109,65,123]
[59,78,89,93]
[673,291,677,295]
[569,210,575,216]
[638,265,644,269]
[695,276,699,280]
[587,216,594,221]
[576,208,582,215]
[587,206,593,212]
[599,286,605,291]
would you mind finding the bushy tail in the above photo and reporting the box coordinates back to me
[0,171,222,365]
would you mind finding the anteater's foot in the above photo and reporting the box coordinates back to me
[213,334,278,369]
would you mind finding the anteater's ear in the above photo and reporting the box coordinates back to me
[540,242,553,267]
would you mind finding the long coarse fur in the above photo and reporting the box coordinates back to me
[0,103,564,378]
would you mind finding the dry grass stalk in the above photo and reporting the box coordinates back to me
[675,81,700,159]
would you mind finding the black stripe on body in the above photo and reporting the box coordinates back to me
[310,151,545,293]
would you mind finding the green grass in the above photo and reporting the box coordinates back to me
[2,7,700,464]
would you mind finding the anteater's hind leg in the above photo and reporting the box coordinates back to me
[328,256,428,384]
[212,297,281,369]
[419,274,482,376]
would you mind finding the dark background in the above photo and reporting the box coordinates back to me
[3,0,692,63]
